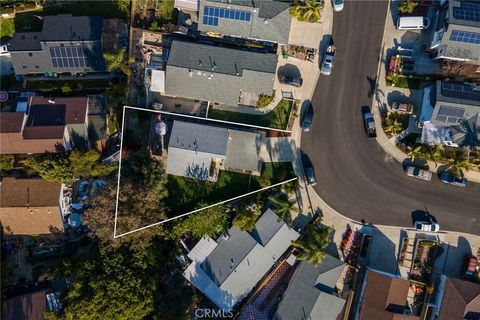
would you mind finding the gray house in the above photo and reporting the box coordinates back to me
[164,40,277,106]
[9,14,105,75]
[166,120,262,180]
[274,256,347,320]
[183,209,300,311]
[198,0,292,45]
[429,0,480,63]
[421,81,480,149]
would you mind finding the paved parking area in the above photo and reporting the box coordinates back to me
[288,20,324,49]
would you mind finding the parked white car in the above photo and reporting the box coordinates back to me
[415,221,440,232]
[405,166,432,181]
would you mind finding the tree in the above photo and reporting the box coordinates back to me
[268,195,297,225]
[168,203,228,239]
[24,151,116,183]
[292,225,331,266]
[116,0,131,14]
[103,49,133,76]
[398,0,417,14]
[289,0,321,23]
[232,206,260,232]
[447,151,472,178]
[406,145,424,162]
[60,246,157,319]
[384,119,403,136]
[0,154,14,172]
[425,145,442,167]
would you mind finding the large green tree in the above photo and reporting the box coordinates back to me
[293,225,331,266]
[268,194,297,225]
[447,151,473,178]
[232,206,261,232]
[24,150,116,182]
[289,0,321,23]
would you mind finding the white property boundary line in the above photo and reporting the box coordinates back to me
[113,105,297,238]
[123,104,293,133]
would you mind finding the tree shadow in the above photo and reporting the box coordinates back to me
[277,63,302,78]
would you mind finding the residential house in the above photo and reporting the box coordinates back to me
[0,178,65,236]
[429,276,480,320]
[429,0,480,63]
[420,81,480,149]
[0,96,90,154]
[355,269,419,320]
[183,209,300,311]
[160,40,278,107]
[2,287,62,320]
[9,14,105,75]
[274,256,347,320]
[198,0,292,45]
[166,120,262,181]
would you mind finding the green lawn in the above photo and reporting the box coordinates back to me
[166,162,295,214]
[208,99,293,130]
[0,18,14,40]
[160,0,176,24]
[12,1,128,33]
[393,76,434,90]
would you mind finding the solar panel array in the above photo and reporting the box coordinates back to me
[49,46,91,69]
[436,105,466,124]
[203,6,252,26]
[450,30,480,44]
[452,1,480,22]
[441,82,480,101]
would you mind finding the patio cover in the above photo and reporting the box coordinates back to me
[150,69,165,93]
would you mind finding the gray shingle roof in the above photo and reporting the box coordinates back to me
[167,40,278,76]
[165,40,277,105]
[450,113,480,149]
[198,0,292,44]
[250,208,283,246]
[169,120,229,155]
[274,257,346,320]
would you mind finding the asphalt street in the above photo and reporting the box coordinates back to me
[301,0,480,235]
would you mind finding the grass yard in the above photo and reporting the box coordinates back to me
[208,99,293,130]
[160,0,176,24]
[166,162,295,214]
[0,18,14,41]
[393,76,434,90]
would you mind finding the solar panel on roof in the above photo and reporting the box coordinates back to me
[453,1,480,22]
[203,5,251,26]
[450,30,480,44]
[49,45,89,69]
[441,82,480,101]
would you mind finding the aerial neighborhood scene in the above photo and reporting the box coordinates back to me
[1,0,480,319]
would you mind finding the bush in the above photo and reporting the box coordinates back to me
[0,154,14,172]
[256,90,275,108]
[398,0,417,14]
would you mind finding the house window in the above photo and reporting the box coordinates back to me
[60,43,64,47]
[28,53,32,57]
[22,66,27,69]
[35,65,39,69]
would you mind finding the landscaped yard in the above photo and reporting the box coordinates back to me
[208,99,293,130]
[391,76,434,90]
[0,18,14,40]
[26,78,115,93]
[166,162,296,214]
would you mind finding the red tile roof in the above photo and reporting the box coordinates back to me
[439,277,480,320]
[29,97,88,124]
[22,125,65,139]
[2,289,47,320]
[0,113,24,133]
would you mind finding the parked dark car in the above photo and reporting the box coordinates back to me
[363,109,377,138]
[304,165,317,186]
[278,73,303,87]
[301,102,313,132]
[440,172,467,187]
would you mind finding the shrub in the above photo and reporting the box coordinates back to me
[398,0,417,14]
[256,90,275,108]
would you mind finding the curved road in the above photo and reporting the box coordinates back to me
[302,0,480,235]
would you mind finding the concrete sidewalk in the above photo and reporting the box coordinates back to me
[370,0,480,183]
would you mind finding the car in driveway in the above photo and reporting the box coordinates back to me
[332,0,344,12]
[414,221,440,232]
[320,39,335,75]
[278,73,303,87]
[301,102,313,132]
[363,110,377,138]
[391,102,413,114]
[304,165,317,186]
[405,166,432,181]
[440,172,467,187]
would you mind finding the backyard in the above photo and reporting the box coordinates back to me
[208,99,294,130]
[166,162,296,214]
